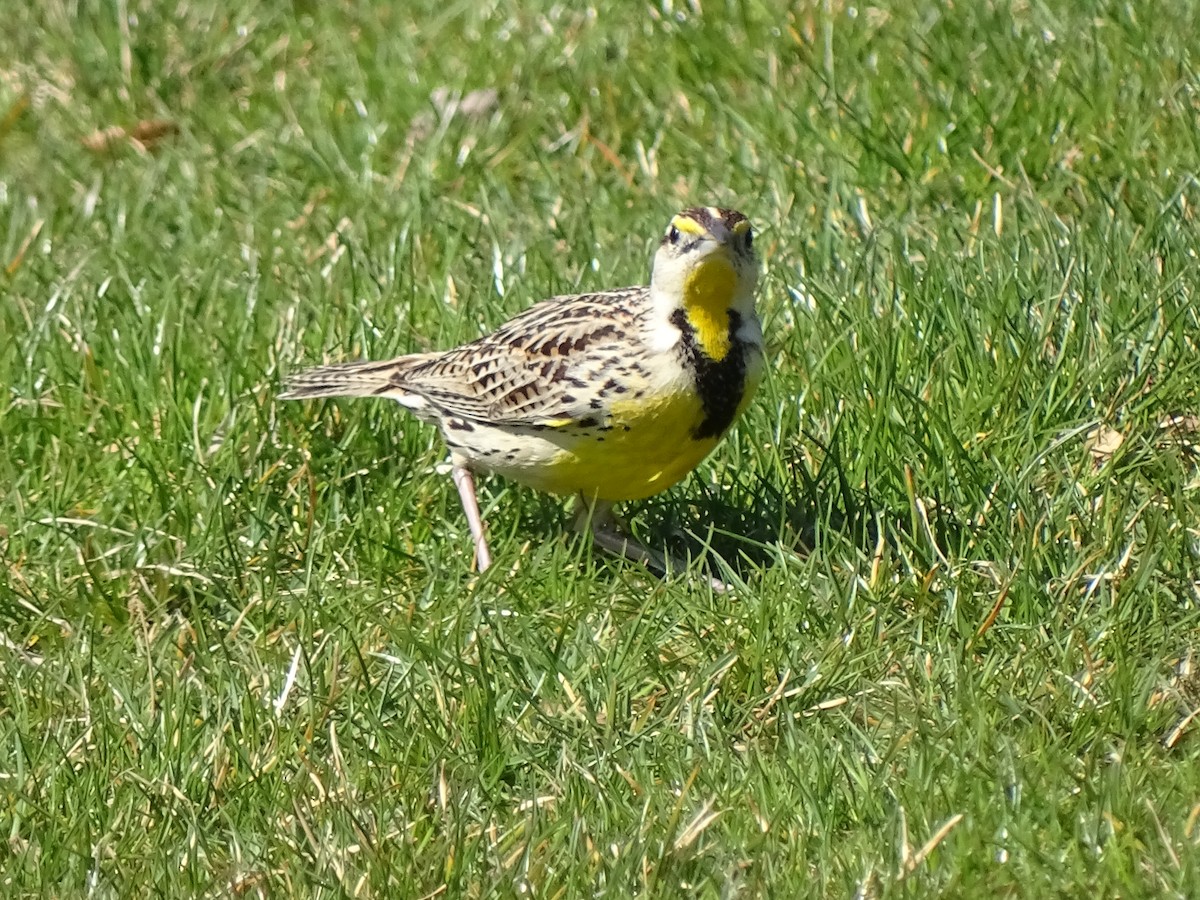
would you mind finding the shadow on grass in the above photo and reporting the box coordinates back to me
[290,411,970,588]
[640,451,876,582]
[637,428,975,585]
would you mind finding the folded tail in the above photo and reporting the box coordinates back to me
[280,356,430,400]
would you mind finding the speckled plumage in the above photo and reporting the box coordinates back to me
[283,206,762,586]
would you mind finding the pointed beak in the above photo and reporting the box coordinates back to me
[700,225,736,260]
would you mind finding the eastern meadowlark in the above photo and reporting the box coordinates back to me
[282,206,763,588]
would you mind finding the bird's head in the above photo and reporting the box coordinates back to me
[649,206,759,361]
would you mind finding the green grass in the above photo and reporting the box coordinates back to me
[3,0,1200,895]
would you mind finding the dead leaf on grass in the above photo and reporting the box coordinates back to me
[1157,414,1200,455]
[82,118,179,153]
[1085,424,1124,460]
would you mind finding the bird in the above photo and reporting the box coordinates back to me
[281,205,763,589]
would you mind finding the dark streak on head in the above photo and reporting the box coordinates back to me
[662,207,749,246]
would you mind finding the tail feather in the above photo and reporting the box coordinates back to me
[280,356,428,400]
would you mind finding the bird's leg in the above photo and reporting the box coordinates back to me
[451,464,492,571]
[575,495,728,593]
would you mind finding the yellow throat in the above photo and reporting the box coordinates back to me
[683,254,737,360]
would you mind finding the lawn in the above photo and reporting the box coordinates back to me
[3,0,1200,896]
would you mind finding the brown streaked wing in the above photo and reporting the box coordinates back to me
[399,286,645,426]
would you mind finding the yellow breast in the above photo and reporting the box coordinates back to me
[533,391,713,501]
[529,366,760,502]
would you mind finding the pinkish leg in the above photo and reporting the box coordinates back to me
[451,464,491,572]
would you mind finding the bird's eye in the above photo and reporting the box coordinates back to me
[744,228,753,249]
[667,225,681,244]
